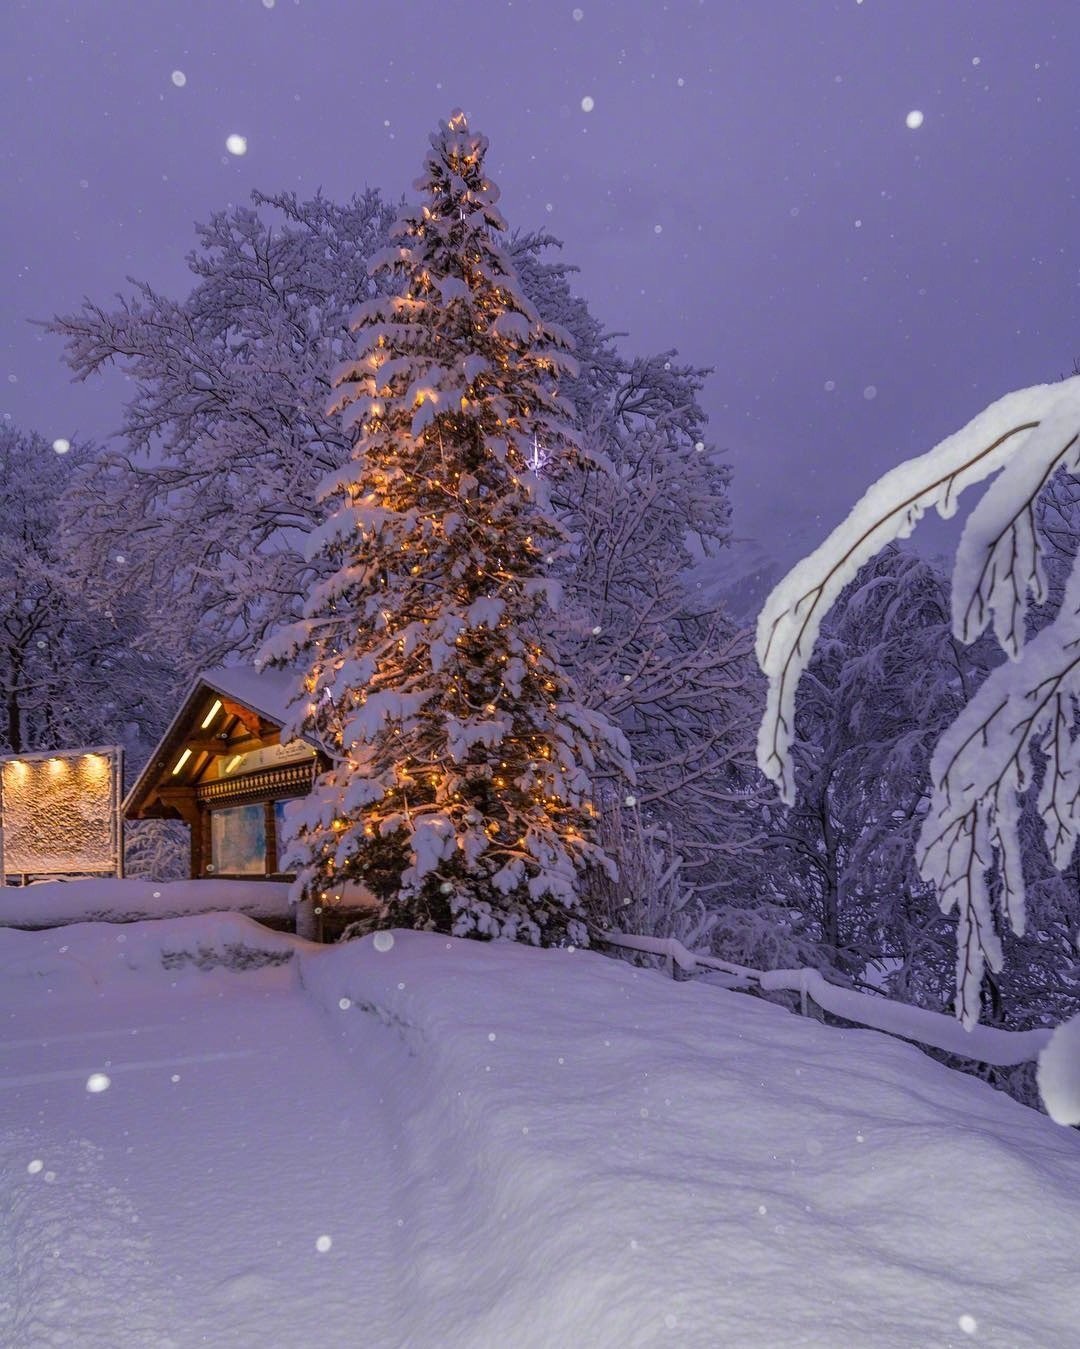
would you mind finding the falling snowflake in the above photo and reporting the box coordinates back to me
[315,1234,332,1253]
[171,71,186,88]
[863,385,878,400]
[52,438,70,454]
[27,1159,43,1175]
[580,95,595,112]
[86,1072,111,1093]
[373,930,394,952]
[905,109,924,130]
[225,134,248,156]
[958,1314,977,1335]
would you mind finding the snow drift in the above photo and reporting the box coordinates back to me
[2,913,1079,1346]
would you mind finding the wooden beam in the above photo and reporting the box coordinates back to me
[183,732,272,755]
[221,699,275,738]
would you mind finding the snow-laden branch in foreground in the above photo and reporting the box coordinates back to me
[757,381,1078,802]
[757,377,1080,1031]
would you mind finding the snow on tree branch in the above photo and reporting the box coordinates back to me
[757,380,1073,803]
[952,388,1080,656]
[756,376,1080,1030]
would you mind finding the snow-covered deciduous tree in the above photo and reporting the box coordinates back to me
[0,424,169,756]
[262,112,628,944]
[754,548,989,991]
[512,243,762,940]
[0,424,184,878]
[758,377,1080,1025]
[47,190,398,673]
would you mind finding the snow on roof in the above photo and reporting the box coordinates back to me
[199,664,301,730]
[123,664,307,817]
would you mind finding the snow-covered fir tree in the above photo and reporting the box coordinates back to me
[50,173,754,929]
[263,112,625,943]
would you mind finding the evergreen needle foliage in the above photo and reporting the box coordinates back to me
[264,112,627,944]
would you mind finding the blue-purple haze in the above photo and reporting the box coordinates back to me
[3,0,1078,578]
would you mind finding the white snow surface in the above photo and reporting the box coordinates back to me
[0,877,291,929]
[198,664,300,728]
[3,912,1079,1347]
[1037,1010,1080,1126]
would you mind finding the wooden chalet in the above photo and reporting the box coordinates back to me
[124,666,322,882]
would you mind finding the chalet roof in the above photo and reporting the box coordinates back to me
[197,665,300,729]
[123,664,307,818]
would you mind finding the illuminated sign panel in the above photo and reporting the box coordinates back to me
[0,748,123,878]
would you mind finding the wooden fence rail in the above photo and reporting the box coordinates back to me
[597,930,1051,1069]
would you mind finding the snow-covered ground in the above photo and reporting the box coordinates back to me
[2,912,1079,1348]
[0,877,291,929]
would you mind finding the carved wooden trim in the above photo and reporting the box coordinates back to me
[196,761,315,806]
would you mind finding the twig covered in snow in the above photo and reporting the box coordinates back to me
[757,378,1080,1029]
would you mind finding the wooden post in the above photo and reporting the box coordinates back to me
[264,800,278,876]
[158,789,205,879]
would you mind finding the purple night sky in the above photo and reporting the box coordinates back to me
[3,1,1079,575]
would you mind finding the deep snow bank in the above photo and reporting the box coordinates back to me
[3,916,1080,1347]
[0,877,291,929]
[297,931,1080,1348]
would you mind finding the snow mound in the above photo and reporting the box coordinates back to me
[0,877,292,930]
[4,919,1079,1346]
[0,911,308,987]
[298,932,1080,1347]
[1038,1010,1080,1126]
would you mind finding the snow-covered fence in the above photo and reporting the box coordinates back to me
[598,930,1051,1069]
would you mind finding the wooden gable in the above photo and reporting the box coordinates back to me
[125,668,320,880]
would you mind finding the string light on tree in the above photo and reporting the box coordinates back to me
[262,110,627,946]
